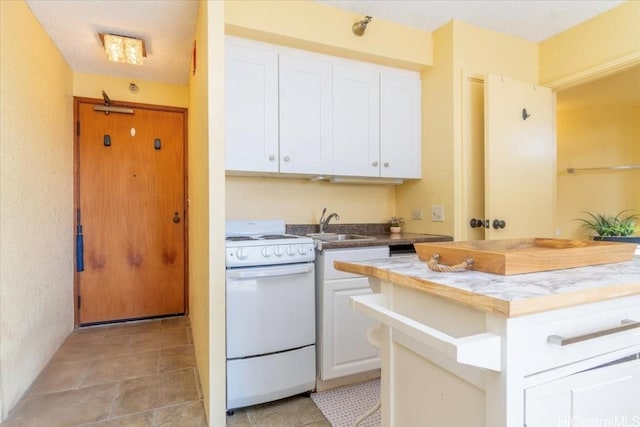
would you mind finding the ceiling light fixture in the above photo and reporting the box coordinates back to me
[99,33,147,65]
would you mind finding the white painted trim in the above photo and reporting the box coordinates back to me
[543,51,640,90]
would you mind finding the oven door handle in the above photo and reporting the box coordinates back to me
[227,263,313,279]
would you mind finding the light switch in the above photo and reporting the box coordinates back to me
[431,205,444,222]
[412,209,423,220]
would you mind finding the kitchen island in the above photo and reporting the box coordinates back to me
[335,255,640,427]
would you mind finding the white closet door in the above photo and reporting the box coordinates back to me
[484,74,555,239]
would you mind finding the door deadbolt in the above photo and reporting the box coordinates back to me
[173,212,181,223]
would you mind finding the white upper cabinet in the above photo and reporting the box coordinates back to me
[225,39,279,173]
[380,71,422,178]
[279,53,333,175]
[332,63,380,177]
[225,37,422,180]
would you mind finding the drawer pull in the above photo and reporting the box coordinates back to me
[548,319,639,346]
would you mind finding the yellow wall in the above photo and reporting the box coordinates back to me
[540,0,640,87]
[225,0,432,70]
[224,0,433,225]
[226,177,396,224]
[188,0,228,424]
[208,0,227,420]
[397,20,539,238]
[188,0,211,420]
[396,23,454,235]
[546,0,640,239]
[0,0,74,420]
[74,72,188,107]
[556,103,640,238]
[188,0,227,424]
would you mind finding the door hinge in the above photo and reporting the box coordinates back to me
[76,121,80,136]
[77,295,81,309]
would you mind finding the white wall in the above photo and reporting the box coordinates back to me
[0,0,74,419]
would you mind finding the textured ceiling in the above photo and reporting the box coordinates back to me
[25,0,628,87]
[25,0,199,85]
[313,0,626,42]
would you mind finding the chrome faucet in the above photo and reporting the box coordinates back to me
[319,208,340,233]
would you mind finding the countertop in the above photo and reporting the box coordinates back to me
[314,232,452,250]
[285,223,452,250]
[334,254,640,318]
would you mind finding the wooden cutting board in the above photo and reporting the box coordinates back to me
[414,238,636,275]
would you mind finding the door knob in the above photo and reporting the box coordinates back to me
[492,219,506,229]
[173,212,181,223]
[469,218,484,228]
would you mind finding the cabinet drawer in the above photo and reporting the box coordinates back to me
[520,296,640,375]
[525,357,640,427]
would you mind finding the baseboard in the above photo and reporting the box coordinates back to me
[315,369,381,392]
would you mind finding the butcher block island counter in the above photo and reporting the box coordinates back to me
[335,252,640,427]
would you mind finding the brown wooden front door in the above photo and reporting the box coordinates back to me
[75,98,187,325]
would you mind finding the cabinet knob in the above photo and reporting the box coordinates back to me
[372,161,379,167]
[283,156,290,162]
[268,155,275,161]
[383,162,389,167]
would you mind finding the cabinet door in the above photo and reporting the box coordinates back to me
[320,278,380,380]
[225,39,279,172]
[380,71,422,178]
[525,358,640,426]
[279,53,333,174]
[332,63,380,177]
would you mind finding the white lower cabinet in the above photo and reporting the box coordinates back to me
[316,247,389,380]
[525,357,640,427]
[350,279,640,427]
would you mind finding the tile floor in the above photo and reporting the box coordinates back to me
[3,316,332,427]
[225,396,330,427]
[3,316,206,427]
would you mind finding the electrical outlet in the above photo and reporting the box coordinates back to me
[412,208,423,220]
[431,205,444,222]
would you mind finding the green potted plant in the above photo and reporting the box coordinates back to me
[576,210,640,244]
[389,216,404,234]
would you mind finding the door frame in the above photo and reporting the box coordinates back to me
[73,96,189,327]
[459,72,486,241]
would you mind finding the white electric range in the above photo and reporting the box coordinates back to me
[225,220,316,412]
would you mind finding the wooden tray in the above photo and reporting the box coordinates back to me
[414,238,637,275]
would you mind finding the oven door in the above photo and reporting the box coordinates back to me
[226,262,315,359]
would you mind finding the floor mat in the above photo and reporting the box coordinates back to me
[310,378,380,427]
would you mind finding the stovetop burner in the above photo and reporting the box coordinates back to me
[260,234,297,240]
[226,236,256,242]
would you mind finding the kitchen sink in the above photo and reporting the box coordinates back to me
[308,233,375,242]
